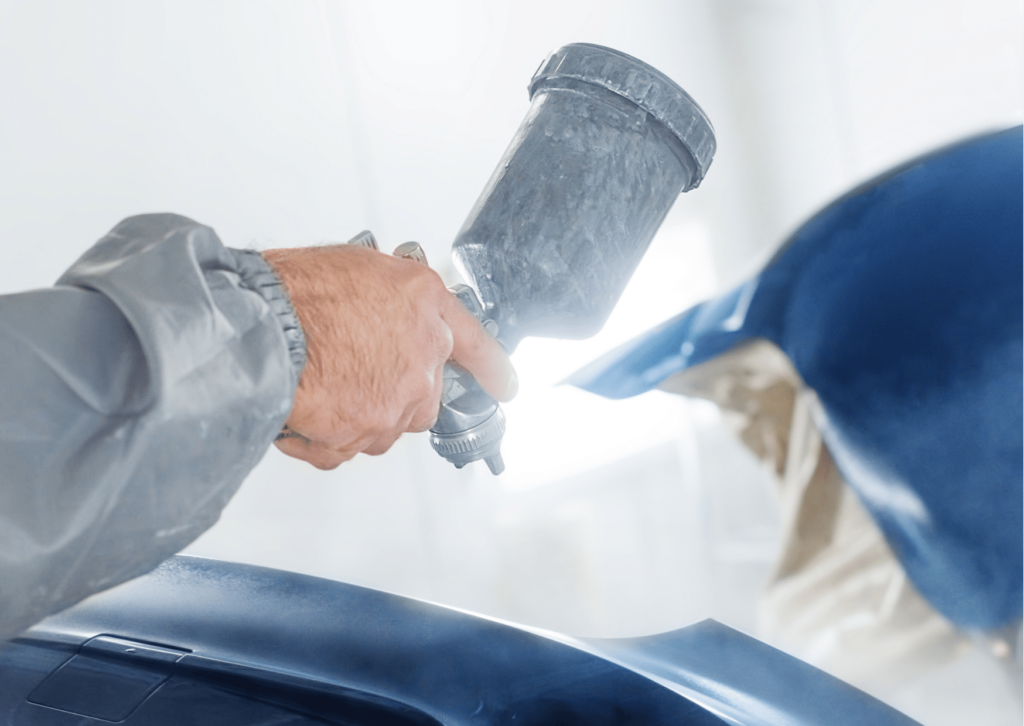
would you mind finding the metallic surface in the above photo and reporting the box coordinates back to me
[568,127,1024,630]
[452,43,713,353]
[0,556,919,725]
[429,364,506,475]
[393,241,428,265]
[434,43,715,473]
[428,283,506,475]
[528,43,716,182]
[347,229,379,250]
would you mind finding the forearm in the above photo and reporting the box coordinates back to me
[0,214,301,640]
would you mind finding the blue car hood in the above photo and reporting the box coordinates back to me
[0,556,916,725]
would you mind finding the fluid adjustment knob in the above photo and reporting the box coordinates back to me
[393,241,429,265]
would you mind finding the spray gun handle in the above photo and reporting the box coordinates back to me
[349,232,506,475]
[428,284,506,476]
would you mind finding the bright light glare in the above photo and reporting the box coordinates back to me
[498,217,718,490]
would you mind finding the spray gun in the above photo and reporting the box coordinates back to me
[353,43,715,475]
[343,230,508,474]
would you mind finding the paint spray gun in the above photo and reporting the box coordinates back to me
[355,44,715,474]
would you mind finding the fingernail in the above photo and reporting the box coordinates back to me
[502,364,519,402]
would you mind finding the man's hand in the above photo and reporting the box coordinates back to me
[262,244,517,470]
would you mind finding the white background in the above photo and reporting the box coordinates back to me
[1,1,1020,723]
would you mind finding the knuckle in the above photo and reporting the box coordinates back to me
[410,368,437,403]
[313,458,343,471]
[401,258,444,293]
[409,406,439,433]
[424,317,454,357]
[364,432,401,456]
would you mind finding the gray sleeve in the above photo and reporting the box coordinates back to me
[0,213,304,641]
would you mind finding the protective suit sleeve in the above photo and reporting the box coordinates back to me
[0,213,304,641]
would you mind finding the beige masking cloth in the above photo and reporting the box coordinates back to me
[658,340,1021,724]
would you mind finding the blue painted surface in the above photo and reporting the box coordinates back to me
[570,127,1023,630]
[0,556,917,725]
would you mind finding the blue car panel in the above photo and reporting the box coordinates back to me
[0,557,917,724]
[569,127,1024,630]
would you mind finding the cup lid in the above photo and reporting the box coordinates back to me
[530,43,716,186]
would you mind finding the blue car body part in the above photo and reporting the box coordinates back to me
[0,557,917,725]
[569,127,1024,631]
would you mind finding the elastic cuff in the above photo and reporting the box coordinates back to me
[230,248,307,384]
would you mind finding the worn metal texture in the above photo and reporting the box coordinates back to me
[452,43,712,353]
[0,557,917,725]
[431,43,713,473]
[528,43,716,182]
[569,127,1024,630]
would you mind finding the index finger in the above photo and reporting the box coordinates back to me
[440,294,518,403]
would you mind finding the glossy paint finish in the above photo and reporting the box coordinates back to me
[570,128,1023,630]
[0,557,917,725]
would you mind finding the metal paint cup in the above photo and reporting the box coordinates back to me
[452,43,715,352]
